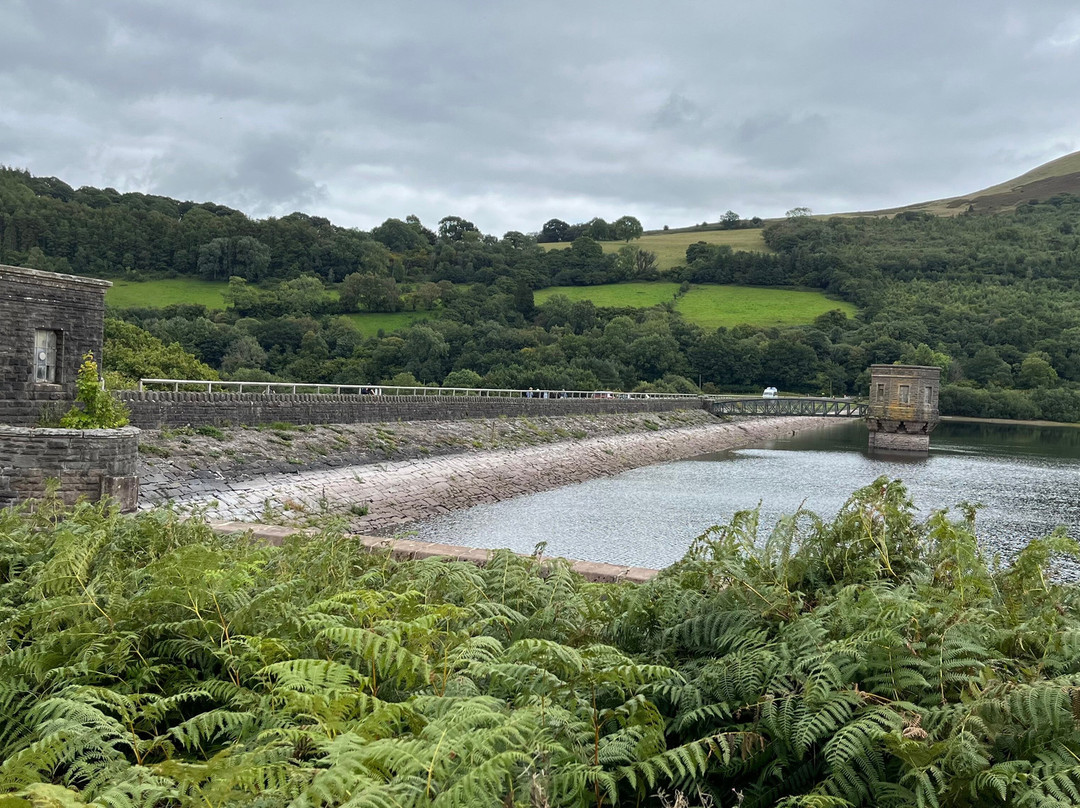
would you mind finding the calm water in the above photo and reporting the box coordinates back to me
[408,420,1080,569]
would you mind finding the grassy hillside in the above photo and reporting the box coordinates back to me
[342,311,433,335]
[106,278,229,309]
[675,285,855,329]
[850,149,1080,218]
[539,228,768,270]
[534,282,680,308]
[536,282,853,328]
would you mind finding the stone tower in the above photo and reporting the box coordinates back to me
[0,264,111,426]
[866,364,941,452]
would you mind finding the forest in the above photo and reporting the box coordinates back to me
[2,167,1080,421]
[5,481,1080,806]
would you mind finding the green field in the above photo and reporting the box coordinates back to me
[106,279,229,309]
[536,282,853,328]
[534,282,680,308]
[342,311,433,335]
[675,285,856,329]
[539,228,769,270]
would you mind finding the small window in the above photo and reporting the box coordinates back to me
[876,383,885,400]
[898,384,910,405]
[924,386,933,405]
[34,329,60,383]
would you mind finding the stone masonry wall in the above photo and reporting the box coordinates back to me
[867,429,931,453]
[0,265,110,426]
[158,416,842,534]
[117,390,699,428]
[0,426,140,511]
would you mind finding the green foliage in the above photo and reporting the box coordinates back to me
[58,353,129,428]
[4,481,1080,806]
[103,319,219,387]
[7,165,1080,421]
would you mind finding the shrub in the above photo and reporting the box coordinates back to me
[58,352,129,428]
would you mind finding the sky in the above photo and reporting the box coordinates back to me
[3,1,1080,236]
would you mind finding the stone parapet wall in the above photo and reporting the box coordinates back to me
[0,426,140,511]
[116,390,699,428]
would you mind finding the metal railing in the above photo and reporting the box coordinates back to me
[136,378,724,401]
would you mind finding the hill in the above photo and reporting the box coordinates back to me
[540,228,769,270]
[856,149,1080,218]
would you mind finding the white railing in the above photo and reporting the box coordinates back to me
[136,378,726,401]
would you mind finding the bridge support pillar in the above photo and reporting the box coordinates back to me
[865,365,940,453]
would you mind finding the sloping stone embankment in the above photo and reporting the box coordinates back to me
[146,413,844,532]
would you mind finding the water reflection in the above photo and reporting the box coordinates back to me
[408,420,1080,569]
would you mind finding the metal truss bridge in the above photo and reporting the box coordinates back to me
[705,397,868,417]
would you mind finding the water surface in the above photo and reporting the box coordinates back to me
[408,420,1080,569]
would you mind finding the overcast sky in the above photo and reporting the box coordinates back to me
[3,2,1080,235]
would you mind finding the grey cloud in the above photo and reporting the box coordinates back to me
[3,1,1080,233]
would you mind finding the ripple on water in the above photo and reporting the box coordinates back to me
[408,421,1080,569]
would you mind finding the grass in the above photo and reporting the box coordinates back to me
[539,229,769,271]
[105,278,230,309]
[674,285,856,329]
[536,282,855,328]
[534,282,681,308]
[342,311,434,336]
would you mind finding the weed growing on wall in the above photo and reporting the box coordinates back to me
[59,352,130,429]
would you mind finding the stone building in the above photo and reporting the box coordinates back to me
[866,364,941,452]
[0,264,111,426]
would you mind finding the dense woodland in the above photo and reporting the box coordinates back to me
[2,167,1080,421]
[6,482,1080,806]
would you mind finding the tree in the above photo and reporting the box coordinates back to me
[1018,352,1059,388]
[584,218,613,240]
[785,206,812,218]
[898,343,952,379]
[221,335,268,374]
[616,245,659,280]
[338,272,365,312]
[196,236,271,281]
[512,279,534,317]
[442,368,483,388]
[278,275,332,315]
[371,218,430,252]
[354,274,401,312]
[721,210,741,229]
[437,215,479,242]
[539,218,570,243]
[613,215,643,242]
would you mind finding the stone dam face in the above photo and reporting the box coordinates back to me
[140,413,843,533]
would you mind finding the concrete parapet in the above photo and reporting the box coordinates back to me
[207,520,660,584]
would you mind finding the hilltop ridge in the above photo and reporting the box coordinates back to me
[857,149,1080,218]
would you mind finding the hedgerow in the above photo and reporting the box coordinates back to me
[2,479,1080,807]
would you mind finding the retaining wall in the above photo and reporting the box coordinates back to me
[0,426,140,511]
[116,390,699,428]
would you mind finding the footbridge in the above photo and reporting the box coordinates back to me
[705,397,867,417]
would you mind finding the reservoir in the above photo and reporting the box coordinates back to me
[408,419,1080,569]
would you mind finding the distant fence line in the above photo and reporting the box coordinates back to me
[137,378,722,401]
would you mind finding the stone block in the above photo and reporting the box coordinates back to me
[100,475,139,512]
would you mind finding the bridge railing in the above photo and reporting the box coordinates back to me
[136,378,741,402]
